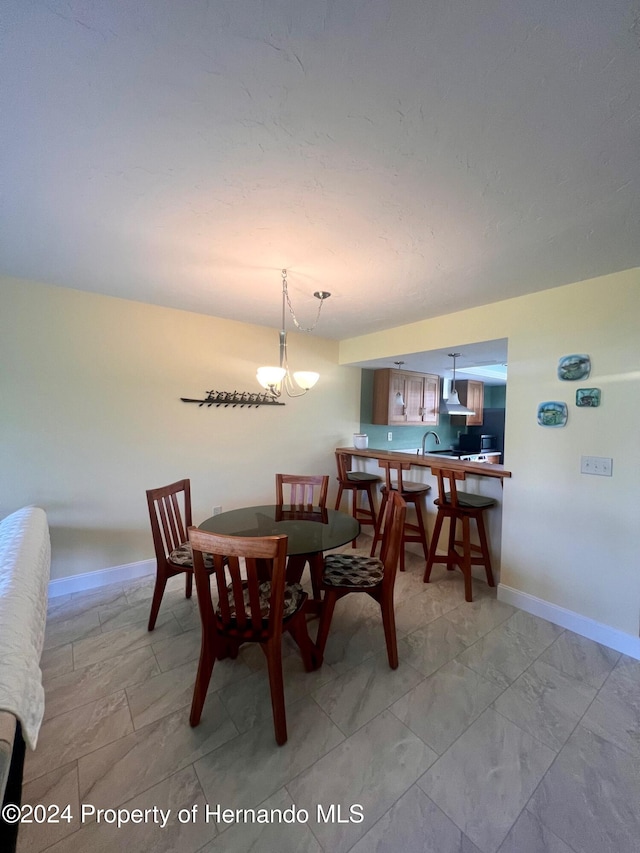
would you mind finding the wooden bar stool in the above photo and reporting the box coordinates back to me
[423,465,496,601]
[371,459,430,572]
[334,451,381,547]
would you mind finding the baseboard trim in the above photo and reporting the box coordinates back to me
[498,583,640,661]
[49,559,155,598]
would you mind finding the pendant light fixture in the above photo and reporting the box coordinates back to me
[445,352,475,415]
[256,269,330,398]
[393,361,406,407]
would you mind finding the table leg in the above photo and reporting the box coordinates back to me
[285,552,325,615]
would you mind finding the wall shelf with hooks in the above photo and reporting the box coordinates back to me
[181,390,285,408]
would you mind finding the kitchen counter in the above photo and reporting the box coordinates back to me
[337,447,511,480]
[337,446,510,580]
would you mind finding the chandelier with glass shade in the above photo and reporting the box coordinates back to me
[256,269,330,398]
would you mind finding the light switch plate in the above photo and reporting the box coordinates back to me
[580,456,612,476]
[387,431,393,441]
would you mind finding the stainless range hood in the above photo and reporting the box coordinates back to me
[439,376,475,416]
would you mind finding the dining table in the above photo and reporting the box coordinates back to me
[199,504,361,610]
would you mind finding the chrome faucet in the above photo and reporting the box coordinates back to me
[421,430,441,455]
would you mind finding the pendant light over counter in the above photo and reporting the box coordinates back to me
[445,352,475,415]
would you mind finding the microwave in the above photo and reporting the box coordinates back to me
[458,433,497,453]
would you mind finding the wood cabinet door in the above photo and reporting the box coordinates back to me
[451,380,484,426]
[421,374,440,425]
[465,381,484,426]
[388,371,408,424]
[404,373,426,423]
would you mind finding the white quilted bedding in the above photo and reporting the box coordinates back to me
[0,507,50,749]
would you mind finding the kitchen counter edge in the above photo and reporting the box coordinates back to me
[337,447,512,480]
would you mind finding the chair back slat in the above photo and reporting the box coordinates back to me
[431,466,466,508]
[276,474,329,511]
[146,479,192,559]
[380,491,407,581]
[377,459,413,492]
[243,558,264,632]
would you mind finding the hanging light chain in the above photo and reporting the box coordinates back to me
[282,269,329,332]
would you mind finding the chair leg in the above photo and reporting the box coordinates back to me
[423,511,444,582]
[447,514,457,570]
[189,635,216,726]
[461,516,473,602]
[350,488,359,547]
[380,592,399,669]
[476,513,495,587]
[365,483,378,525]
[334,484,344,511]
[413,496,430,561]
[185,571,193,599]
[315,588,339,658]
[148,570,168,631]
[370,489,388,557]
[265,638,287,745]
[307,552,324,603]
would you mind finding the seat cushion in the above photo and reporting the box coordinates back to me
[168,542,214,569]
[442,492,496,509]
[384,481,431,495]
[346,472,381,483]
[323,553,384,588]
[217,581,305,622]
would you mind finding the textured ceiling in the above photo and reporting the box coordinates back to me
[1,1,639,340]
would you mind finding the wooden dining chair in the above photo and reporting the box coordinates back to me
[188,527,319,745]
[315,491,407,669]
[276,473,329,510]
[146,479,214,631]
[275,473,329,599]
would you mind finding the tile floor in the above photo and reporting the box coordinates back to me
[18,537,640,853]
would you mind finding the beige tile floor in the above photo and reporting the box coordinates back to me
[18,537,640,853]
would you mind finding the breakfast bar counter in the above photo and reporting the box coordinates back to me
[336,447,511,481]
[336,446,511,581]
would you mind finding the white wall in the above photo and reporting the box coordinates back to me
[0,278,361,580]
[340,268,640,641]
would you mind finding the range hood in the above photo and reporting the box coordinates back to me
[439,376,476,416]
[441,353,475,416]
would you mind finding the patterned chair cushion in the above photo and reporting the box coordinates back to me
[168,542,214,569]
[323,553,384,588]
[216,581,305,622]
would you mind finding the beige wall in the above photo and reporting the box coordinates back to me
[340,268,640,639]
[0,278,362,579]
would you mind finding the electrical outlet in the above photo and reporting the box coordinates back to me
[387,431,393,441]
[580,456,613,477]
[212,505,222,515]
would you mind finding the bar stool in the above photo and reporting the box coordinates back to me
[334,451,381,547]
[423,465,496,602]
[371,459,430,572]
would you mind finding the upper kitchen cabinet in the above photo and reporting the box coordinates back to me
[450,379,484,426]
[372,369,440,425]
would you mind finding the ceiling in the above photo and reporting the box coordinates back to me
[351,338,509,385]
[1,1,639,341]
